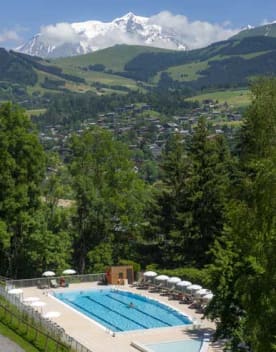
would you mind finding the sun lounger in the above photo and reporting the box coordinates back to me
[37,280,49,289]
[168,291,183,300]
[179,293,194,304]
[131,277,144,287]
[148,282,164,292]
[50,279,59,288]
[136,279,151,289]
[160,286,175,296]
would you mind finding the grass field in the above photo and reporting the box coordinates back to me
[0,295,70,352]
[53,45,174,93]
[54,45,172,72]
[187,89,251,108]
[166,61,209,81]
[60,65,138,89]
[0,321,39,352]
[26,65,137,96]
[26,109,47,117]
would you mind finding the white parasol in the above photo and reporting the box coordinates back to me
[42,271,55,277]
[155,275,169,281]
[143,271,157,277]
[176,280,192,287]
[31,301,46,308]
[43,311,61,319]
[186,284,202,293]
[194,288,210,297]
[202,293,214,301]
[31,300,46,313]
[62,269,76,275]
[8,288,23,294]
[23,297,40,303]
[167,277,181,284]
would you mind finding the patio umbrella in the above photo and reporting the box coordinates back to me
[31,300,46,313]
[167,277,181,287]
[176,281,192,292]
[194,288,210,297]
[62,269,76,275]
[31,301,46,308]
[23,297,40,303]
[143,271,157,277]
[155,275,169,281]
[43,311,61,319]
[176,280,192,287]
[167,277,181,284]
[42,271,56,288]
[8,288,23,294]
[186,284,202,293]
[202,293,214,302]
[42,271,55,277]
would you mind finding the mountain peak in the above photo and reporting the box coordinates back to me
[15,13,188,58]
[113,12,148,25]
[122,12,136,19]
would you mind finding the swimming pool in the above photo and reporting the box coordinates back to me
[132,339,203,352]
[54,288,192,332]
[145,339,202,352]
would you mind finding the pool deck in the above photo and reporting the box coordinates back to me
[22,283,223,352]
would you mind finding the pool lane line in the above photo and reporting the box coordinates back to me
[63,298,123,332]
[84,296,149,329]
[106,294,172,327]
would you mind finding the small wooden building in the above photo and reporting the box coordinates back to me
[105,265,134,285]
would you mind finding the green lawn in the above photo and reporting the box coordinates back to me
[26,109,47,117]
[61,66,138,88]
[166,61,209,82]
[54,45,171,72]
[187,89,251,108]
[0,295,70,352]
[0,321,39,352]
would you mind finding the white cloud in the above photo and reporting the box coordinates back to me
[90,29,148,50]
[148,11,240,49]
[0,30,20,43]
[40,23,81,46]
[34,12,241,52]
[260,19,276,26]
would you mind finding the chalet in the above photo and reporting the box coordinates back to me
[106,112,116,118]
[141,104,151,111]
[149,144,162,158]
[124,104,134,110]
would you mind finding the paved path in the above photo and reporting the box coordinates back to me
[0,334,25,352]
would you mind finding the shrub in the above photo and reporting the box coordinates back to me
[119,259,141,273]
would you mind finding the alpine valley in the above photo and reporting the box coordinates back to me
[0,20,276,109]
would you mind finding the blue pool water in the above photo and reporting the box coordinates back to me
[54,288,191,332]
[146,339,202,352]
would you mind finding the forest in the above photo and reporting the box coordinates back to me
[0,78,275,351]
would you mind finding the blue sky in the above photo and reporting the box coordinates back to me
[1,0,276,48]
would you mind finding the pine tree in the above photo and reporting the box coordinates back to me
[185,118,231,266]
[152,122,231,268]
[206,78,276,352]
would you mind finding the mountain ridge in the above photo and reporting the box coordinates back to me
[231,22,276,40]
[16,12,188,58]
[3,33,276,106]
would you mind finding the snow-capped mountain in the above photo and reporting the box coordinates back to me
[16,12,188,58]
